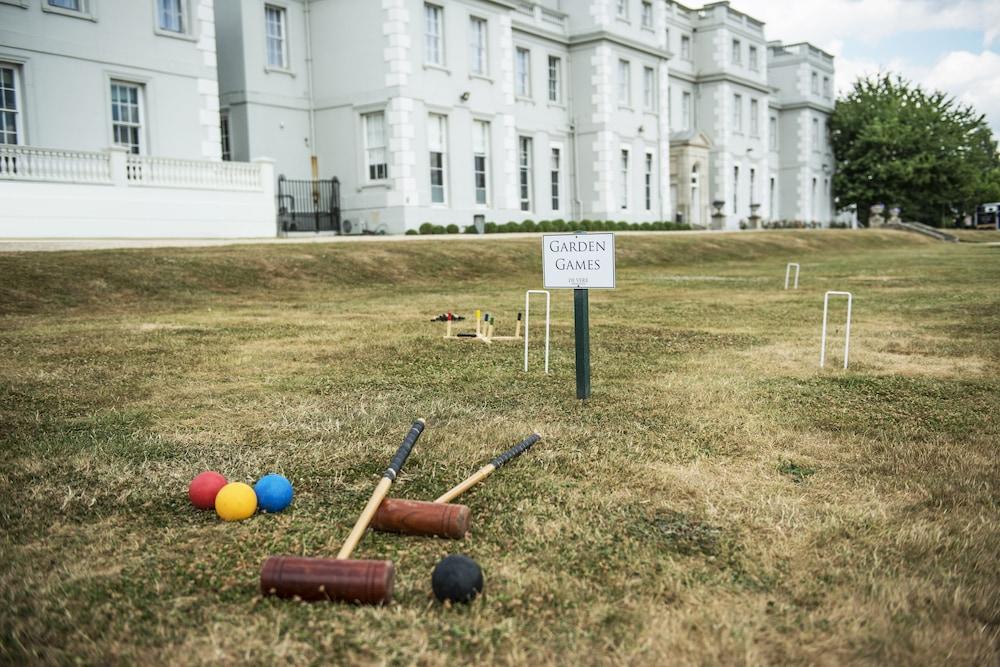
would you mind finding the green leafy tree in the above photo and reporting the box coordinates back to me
[830,74,1000,226]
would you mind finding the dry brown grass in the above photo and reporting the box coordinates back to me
[0,230,998,665]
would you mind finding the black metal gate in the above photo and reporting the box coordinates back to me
[277,176,341,233]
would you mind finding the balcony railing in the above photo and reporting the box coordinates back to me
[0,145,264,191]
[0,146,112,184]
[125,155,263,190]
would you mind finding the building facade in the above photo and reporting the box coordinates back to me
[215,0,836,233]
[0,0,836,236]
[0,0,277,238]
[0,0,222,160]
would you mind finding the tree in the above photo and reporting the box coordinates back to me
[830,74,1000,226]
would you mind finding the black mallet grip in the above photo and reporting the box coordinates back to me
[490,433,540,469]
[384,418,425,480]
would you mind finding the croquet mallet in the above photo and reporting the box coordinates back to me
[259,418,426,605]
[371,432,541,538]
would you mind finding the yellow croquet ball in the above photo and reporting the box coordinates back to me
[215,482,257,521]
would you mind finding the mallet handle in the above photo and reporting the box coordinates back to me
[433,433,540,504]
[337,418,425,559]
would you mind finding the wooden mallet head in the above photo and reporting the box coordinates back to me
[259,419,426,604]
[370,433,541,539]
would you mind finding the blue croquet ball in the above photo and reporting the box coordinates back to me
[253,473,293,513]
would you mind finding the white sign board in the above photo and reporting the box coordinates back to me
[542,233,616,289]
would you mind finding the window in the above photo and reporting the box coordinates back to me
[519,136,532,211]
[643,66,656,111]
[731,39,742,66]
[620,149,629,210]
[550,146,561,210]
[641,1,653,28]
[750,98,759,136]
[769,176,776,217]
[823,76,831,98]
[749,168,756,206]
[0,65,21,145]
[644,152,653,211]
[469,17,487,75]
[157,0,185,33]
[812,117,819,150]
[110,81,143,154]
[822,120,829,152]
[548,56,561,103]
[473,120,489,205]
[769,115,778,150]
[265,5,287,69]
[616,0,627,19]
[680,35,691,60]
[515,47,531,97]
[48,0,80,9]
[618,59,630,106]
[811,70,819,94]
[665,27,670,50]
[732,94,742,133]
[732,166,739,213]
[363,111,388,182]
[428,113,447,204]
[425,4,444,66]
[749,45,759,71]
[682,91,692,130]
[220,111,231,161]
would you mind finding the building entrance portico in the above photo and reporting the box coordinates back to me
[670,131,712,229]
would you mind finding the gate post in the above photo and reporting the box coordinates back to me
[332,177,342,234]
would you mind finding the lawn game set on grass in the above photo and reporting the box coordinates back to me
[185,234,856,610]
[188,420,541,605]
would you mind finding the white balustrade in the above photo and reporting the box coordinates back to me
[0,145,112,184]
[0,145,262,192]
[125,155,262,190]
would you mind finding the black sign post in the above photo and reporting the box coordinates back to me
[573,287,591,400]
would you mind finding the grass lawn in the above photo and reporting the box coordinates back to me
[1,230,998,666]
[953,229,1000,243]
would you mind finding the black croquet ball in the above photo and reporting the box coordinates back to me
[431,554,484,604]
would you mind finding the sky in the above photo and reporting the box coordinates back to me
[724,0,1000,136]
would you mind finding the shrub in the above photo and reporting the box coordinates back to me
[551,219,567,232]
[485,221,498,233]
[618,221,631,231]
[431,225,446,234]
[419,222,434,235]
[578,220,592,231]
[640,222,652,230]
[446,224,459,234]
[502,221,522,233]
[464,224,478,234]
[405,229,419,235]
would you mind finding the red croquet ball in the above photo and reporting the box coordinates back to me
[189,471,228,510]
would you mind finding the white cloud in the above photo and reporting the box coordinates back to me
[923,50,1000,134]
[729,0,1000,50]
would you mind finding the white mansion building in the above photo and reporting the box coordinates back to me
[0,0,836,236]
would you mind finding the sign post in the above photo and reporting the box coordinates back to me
[573,288,591,399]
[542,232,616,400]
